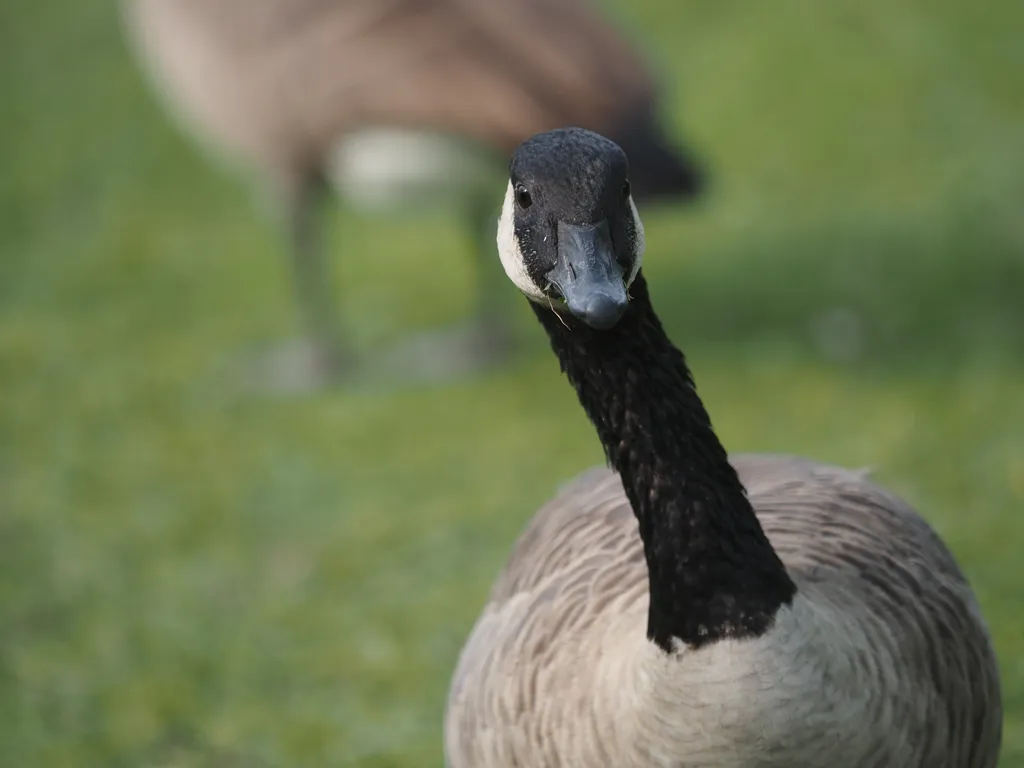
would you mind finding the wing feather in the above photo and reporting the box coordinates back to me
[125,0,658,162]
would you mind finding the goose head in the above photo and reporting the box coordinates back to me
[496,127,645,330]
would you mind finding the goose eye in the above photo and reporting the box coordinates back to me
[515,184,533,209]
[622,179,631,199]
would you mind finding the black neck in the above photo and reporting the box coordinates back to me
[532,272,796,651]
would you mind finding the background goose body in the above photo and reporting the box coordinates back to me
[125,0,674,185]
[445,128,1001,767]
[447,457,1000,766]
[122,0,703,388]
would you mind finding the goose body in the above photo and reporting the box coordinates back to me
[122,0,703,385]
[448,459,1000,765]
[444,128,1001,766]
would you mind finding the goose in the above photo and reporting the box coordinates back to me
[121,0,704,390]
[444,127,1002,767]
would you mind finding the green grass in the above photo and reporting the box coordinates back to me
[2,0,1023,764]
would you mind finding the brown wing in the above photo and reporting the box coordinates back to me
[733,454,1002,768]
[487,466,644,604]
[445,465,648,756]
[124,0,657,167]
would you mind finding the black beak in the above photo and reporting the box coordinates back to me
[549,220,628,330]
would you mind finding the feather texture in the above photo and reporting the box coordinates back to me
[445,455,1002,766]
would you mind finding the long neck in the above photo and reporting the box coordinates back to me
[532,272,796,651]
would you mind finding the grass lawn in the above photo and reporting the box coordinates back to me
[2,0,1023,764]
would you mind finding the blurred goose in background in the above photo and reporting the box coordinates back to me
[122,0,705,391]
[444,128,1002,766]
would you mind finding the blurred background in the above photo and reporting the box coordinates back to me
[2,0,1022,765]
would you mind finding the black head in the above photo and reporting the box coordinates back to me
[496,128,645,330]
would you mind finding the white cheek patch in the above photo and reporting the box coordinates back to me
[626,196,645,288]
[496,181,547,301]
[496,185,646,302]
